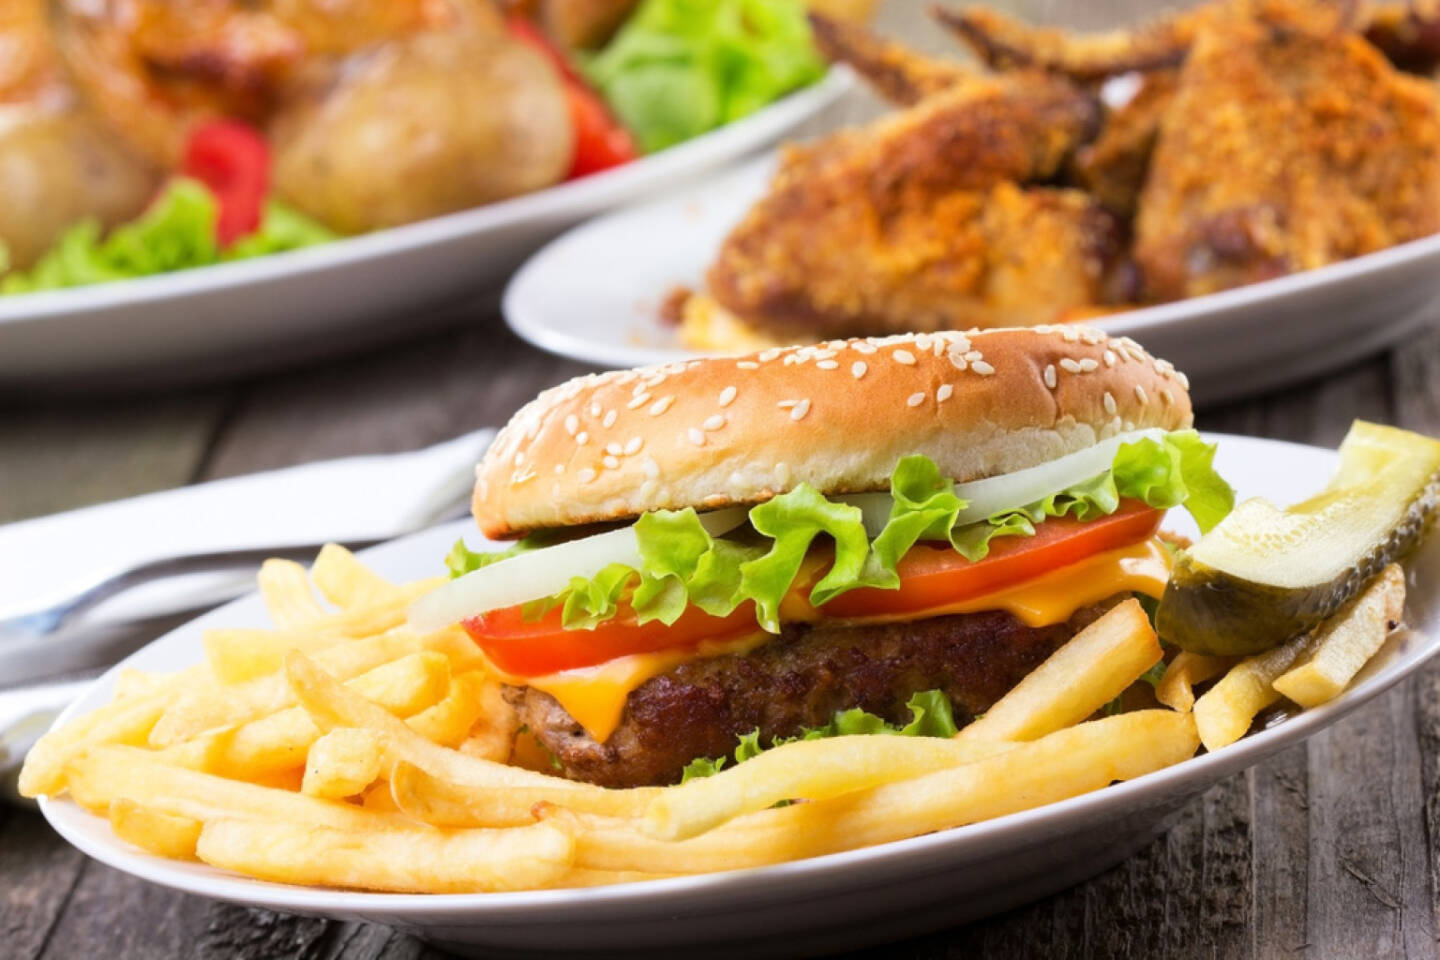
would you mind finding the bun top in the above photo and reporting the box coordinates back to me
[475,327,1193,538]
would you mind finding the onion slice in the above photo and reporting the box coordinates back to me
[408,506,748,632]
[842,429,1166,537]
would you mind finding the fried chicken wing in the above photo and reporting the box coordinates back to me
[1070,70,1179,218]
[706,74,1117,338]
[1134,6,1440,299]
[937,0,1358,81]
[809,12,975,104]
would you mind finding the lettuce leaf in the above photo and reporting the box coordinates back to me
[2,178,334,295]
[680,689,959,782]
[585,0,825,153]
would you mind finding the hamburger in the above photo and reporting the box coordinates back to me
[410,326,1231,787]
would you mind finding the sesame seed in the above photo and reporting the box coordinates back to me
[1103,350,1117,368]
[575,431,589,445]
[578,467,597,484]
[513,450,525,466]
[631,382,647,397]
[624,436,643,456]
[688,428,706,446]
[1060,358,1083,374]
[1078,358,1098,373]
[603,456,620,469]
[1061,327,1081,342]
[964,350,983,362]
[1134,385,1149,404]
[817,360,839,370]
[1161,389,1175,406]
[790,399,811,421]
[737,361,760,370]
[649,396,674,416]
[1104,391,1117,415]
[852,361,867,379]
[589,402,601,418]
[759,348,782,362]
[776,462,792,485]
[893,349,917,365]
[937,384,954,402]
[971,360,995,376]
[564,415,579,436]
[626,392,651,410]
[1044,364,1058,389]
[602,410,617,429]
[1177,371,1191,390]
[642,457,660,479]
[718,386,737,407]
[777,400,797,409]
[827,340,848,351]
[703,414,726,431]
[852,342,876,355]
[907,392,926,407]
[605,442,622,456]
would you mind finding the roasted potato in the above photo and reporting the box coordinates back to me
[0,106,160,270]
[271,30,574,233]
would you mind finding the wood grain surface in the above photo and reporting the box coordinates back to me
[4,2,1440,957]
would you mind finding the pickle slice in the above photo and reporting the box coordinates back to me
[1157,421,1440,656]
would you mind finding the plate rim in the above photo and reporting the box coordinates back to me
[38,433,1438,918]
[502,152,1440,368]
[0,68,854,327]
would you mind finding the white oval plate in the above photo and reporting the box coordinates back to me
[505,156,1440,405]
[0,70,852,391]
[40,435,1440,958]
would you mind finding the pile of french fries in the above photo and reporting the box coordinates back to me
[18,546,1405,893]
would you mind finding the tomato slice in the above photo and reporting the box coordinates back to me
[464,600,757,677]
[463,501,1164,677]
[820,500,1163,619]
[181,121,270,246]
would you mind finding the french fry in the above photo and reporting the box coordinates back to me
[406,671,494,747]
[196,818,574,893]
[310,544,402,609]
[257,559,326,628]
[65,745,412,831]
[303,729,386,799]
[164,651,451,780]
[202,579,441,685]
[551,711,1198,871]
[390,761,660,828]
[109,799,203,860]
[1194,633,1318,751]
[1155,651,1238,713]
[113,668,169,702]
[642,735,1014,841]
[1273,565,1406,708]
[959,599,1162,742]
[455,679,520,762]
[150,627,478,746]
[361,780,400,812]
[19,663,209,797]
[284,651,597,791]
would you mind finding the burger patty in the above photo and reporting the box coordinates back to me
[506,601,1116,788]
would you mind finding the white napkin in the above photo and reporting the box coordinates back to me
[0,428,494,624]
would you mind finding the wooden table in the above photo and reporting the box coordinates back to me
[4,316,1439,959]
[5,4,1440,954]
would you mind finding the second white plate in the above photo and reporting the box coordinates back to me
[505,156,1440,405]
[39,434,1440,957]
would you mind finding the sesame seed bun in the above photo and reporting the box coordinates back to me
[475,327,1193,538]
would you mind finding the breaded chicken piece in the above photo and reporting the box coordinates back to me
[706,73,1117,339]
[809,12,975,104]
[1134,7,1440,299]
[1070,70,1179,218]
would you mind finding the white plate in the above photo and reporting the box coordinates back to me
[0,71,852,391]
[39,434,1440,958]
[505,156,1440,405]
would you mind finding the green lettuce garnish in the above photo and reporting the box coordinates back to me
[450,430,1234,635]
[1,178,334,294]
[680,689,959,782]
[585,0,826,153]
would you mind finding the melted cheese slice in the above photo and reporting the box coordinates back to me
[514,537,1172,743]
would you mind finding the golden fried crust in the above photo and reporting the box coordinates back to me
[704,74,1110,339]
[1134,12,1440,300]
[1071,70,1180,218]
[474,327,1193,538]
[809,12,975,104]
